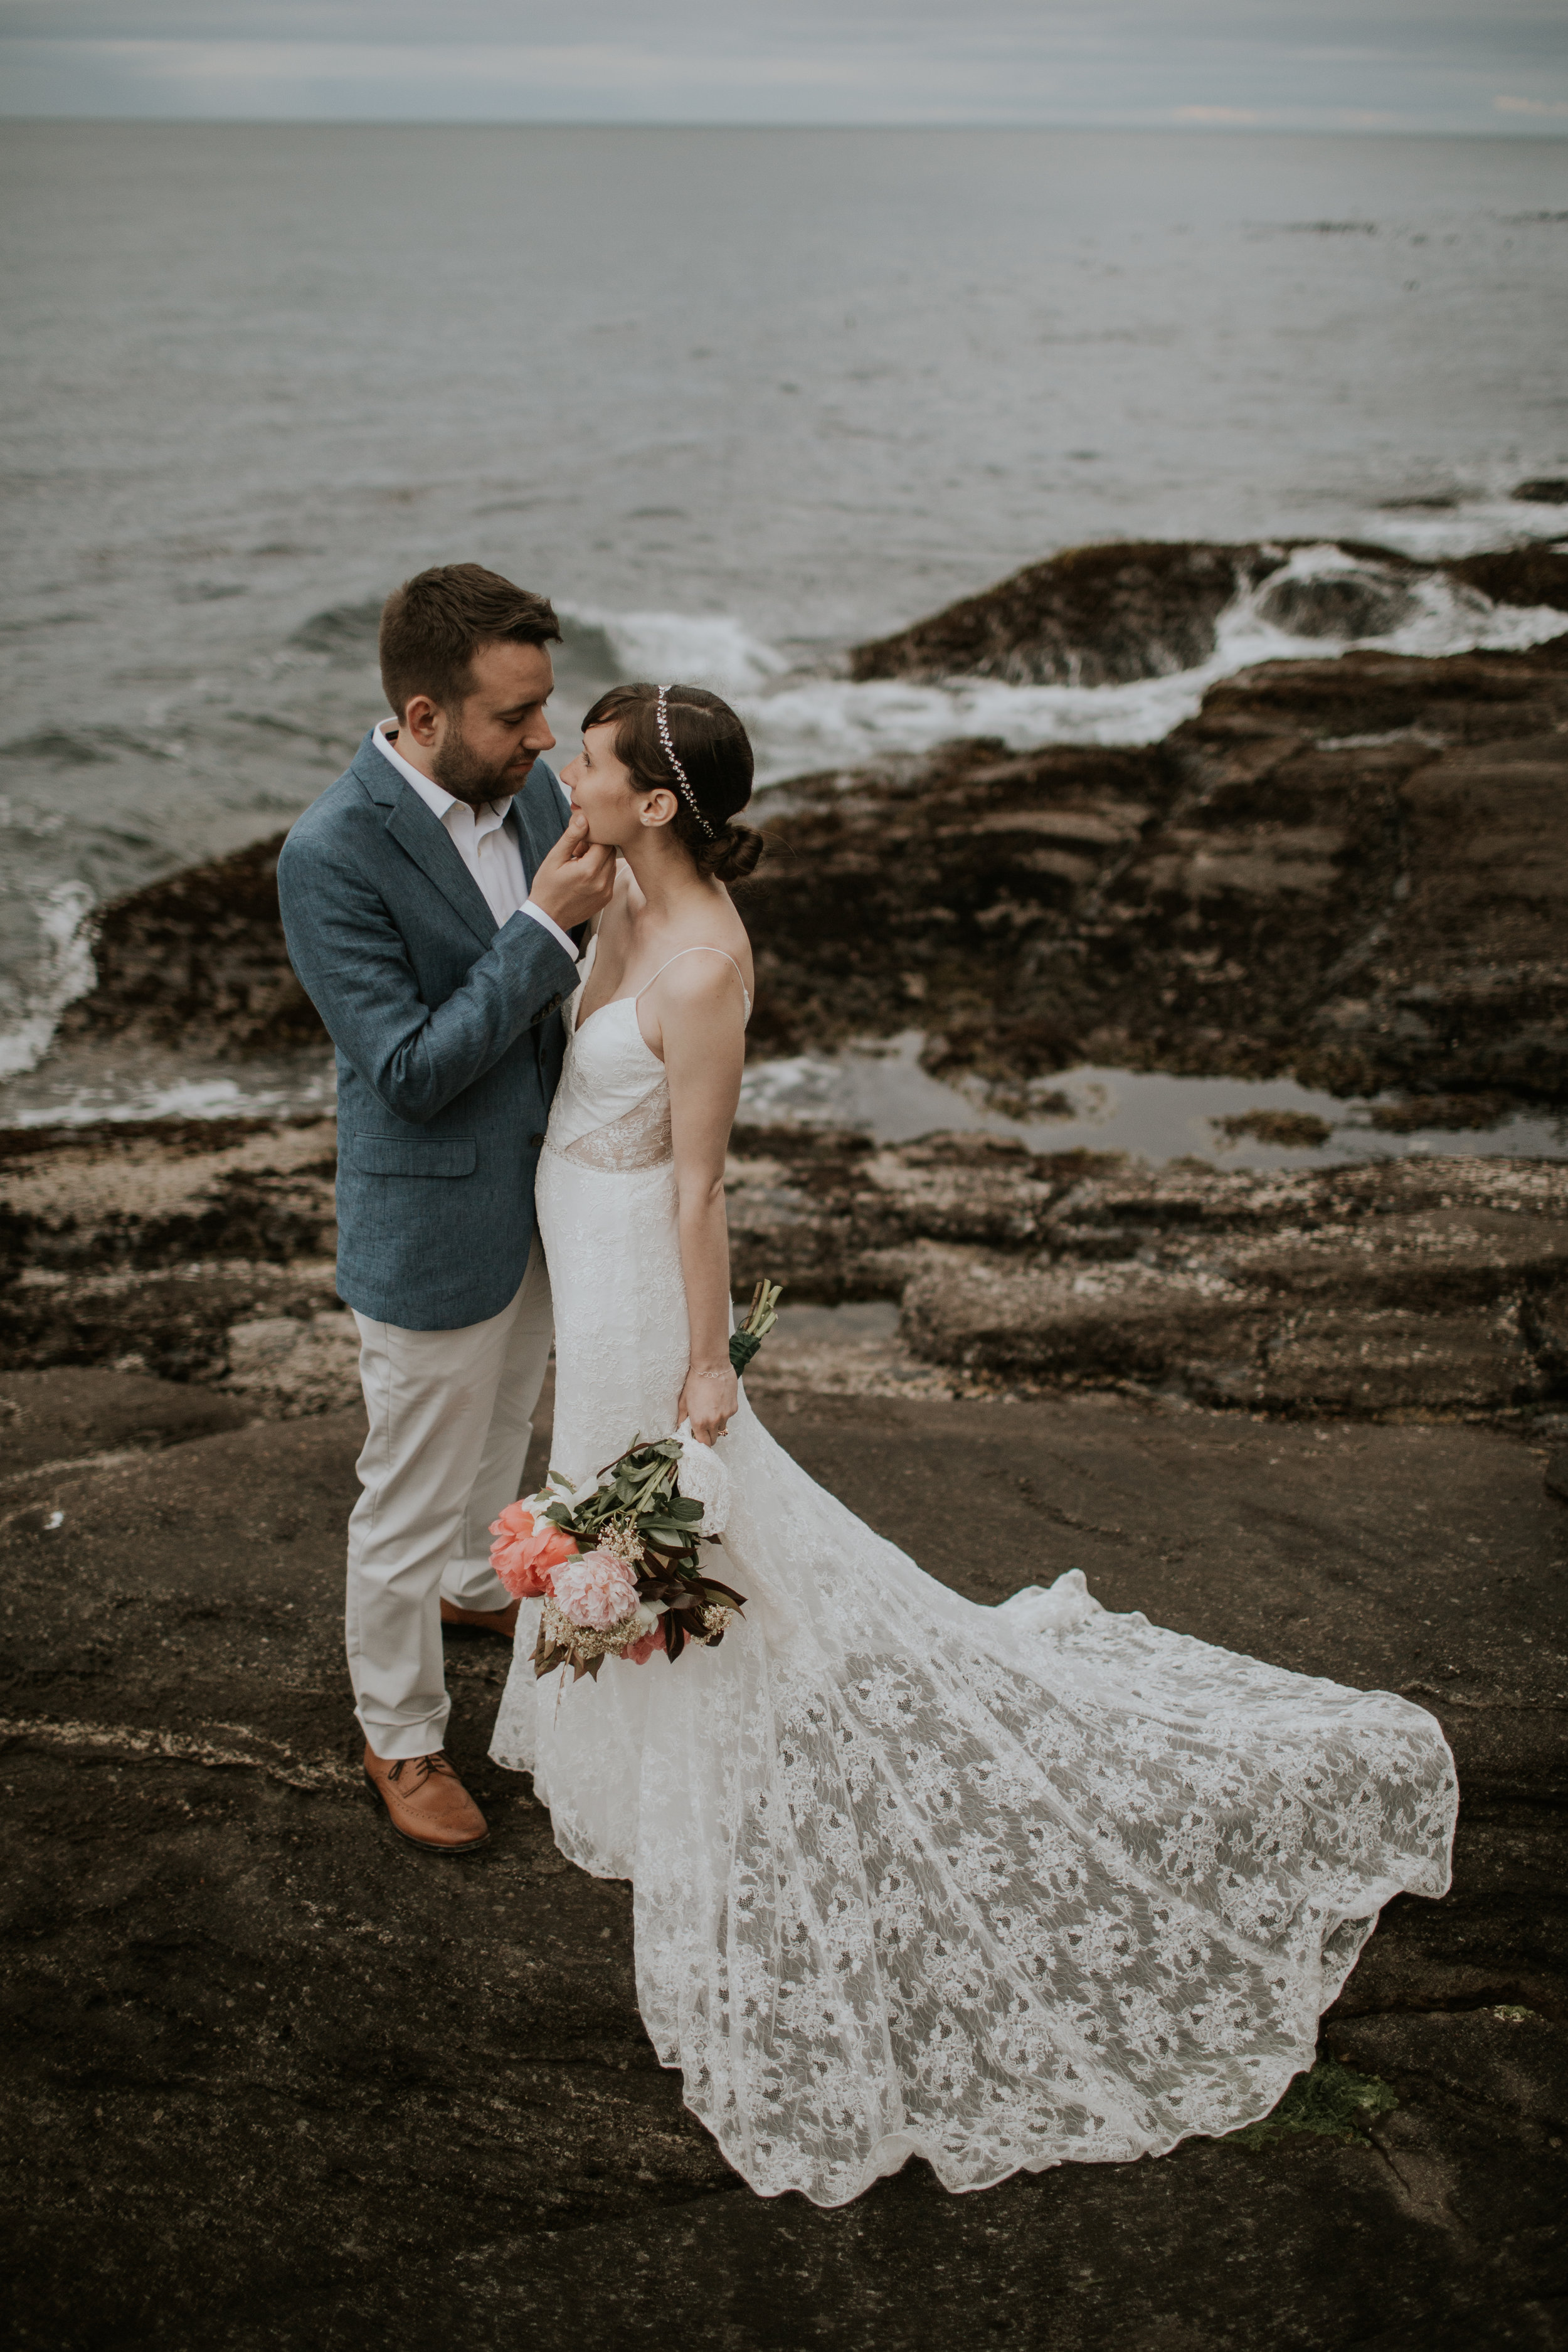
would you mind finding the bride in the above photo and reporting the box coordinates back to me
[490,681,1458,2208]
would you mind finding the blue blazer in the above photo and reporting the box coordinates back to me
[277,732,580,1330]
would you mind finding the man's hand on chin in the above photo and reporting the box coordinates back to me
[529,810,617,930]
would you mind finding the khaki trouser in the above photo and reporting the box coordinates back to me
[346,1240,553,1761]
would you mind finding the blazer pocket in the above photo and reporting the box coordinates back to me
[349,1132,477,1179]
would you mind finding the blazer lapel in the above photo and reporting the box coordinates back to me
[384,796,498,949]
[352,734,497,950]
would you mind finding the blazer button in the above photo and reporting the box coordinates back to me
[529,1132,546,1147]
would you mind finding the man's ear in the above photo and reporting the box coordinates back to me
[403,692,442,748]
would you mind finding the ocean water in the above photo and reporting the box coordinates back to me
[2,122,1565,1127]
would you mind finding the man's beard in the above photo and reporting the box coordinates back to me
[431,721,526,808]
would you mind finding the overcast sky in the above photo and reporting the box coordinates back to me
[2,0,1565,130]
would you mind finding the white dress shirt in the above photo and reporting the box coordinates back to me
[372,721,576,962]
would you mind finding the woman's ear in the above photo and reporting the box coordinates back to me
[640,787,679,830]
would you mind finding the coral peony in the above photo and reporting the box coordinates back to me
[488,1500,579,1600]
[551,1548,640,1631]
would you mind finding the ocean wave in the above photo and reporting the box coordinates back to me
[0,880,96,1084]
[1365,491,1568,562]
[733,543,1565,784]
[558,605,788,699]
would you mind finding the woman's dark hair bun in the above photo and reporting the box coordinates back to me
[703,823,765,883]
[579,681,766,883]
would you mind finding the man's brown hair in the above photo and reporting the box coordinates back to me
[378,563,561,719]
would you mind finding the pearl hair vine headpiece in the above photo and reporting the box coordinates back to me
[655,686,716,839]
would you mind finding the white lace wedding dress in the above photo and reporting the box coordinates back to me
[491,946,1458,2208]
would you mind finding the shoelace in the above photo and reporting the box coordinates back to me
[386,1751,454,1787]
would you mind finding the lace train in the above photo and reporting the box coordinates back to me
[490,979,1458,2206]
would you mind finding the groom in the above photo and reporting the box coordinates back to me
[278,564,614,1854]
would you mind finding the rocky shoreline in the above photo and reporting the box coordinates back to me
[748,632,1568,1111]
[4,1113,1567,1429]
[4,1350,1564,2348]
[849,534,1568,686]
[5,549,1568,2346]
[53,558,1568,1122]
[6,570,1568,1429]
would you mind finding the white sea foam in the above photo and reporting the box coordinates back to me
[1368,496,1568,562]
[0,882,95,1084]
[561,606,789,699]
[556,549,1567,793]
[733,544,1567,786]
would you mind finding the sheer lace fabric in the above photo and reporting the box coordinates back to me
[551,1083,672,1173]
[492,972,1458,2208]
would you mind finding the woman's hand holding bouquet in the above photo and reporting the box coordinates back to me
[488,1281,781,1685]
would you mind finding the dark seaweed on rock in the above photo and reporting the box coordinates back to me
[848,537,1568,688]
[1446,545,1568,612]
[746,635,1568,1109]
[850,541,1268,687]
[6,1106,1568,1422]
[59,834,326,1057]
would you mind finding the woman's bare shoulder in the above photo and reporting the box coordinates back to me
[655,940,751,1004]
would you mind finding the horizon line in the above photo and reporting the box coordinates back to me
[4,114,1566,136]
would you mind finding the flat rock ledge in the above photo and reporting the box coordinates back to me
[746,632,1568,1110]
[1,1364,1564,2350]
[4,1118,1568,1428]
[4,1113,1565,2346]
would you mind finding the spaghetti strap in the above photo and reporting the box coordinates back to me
[633,946,752,1020]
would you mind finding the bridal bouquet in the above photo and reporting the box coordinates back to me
[489,1281,781,1683]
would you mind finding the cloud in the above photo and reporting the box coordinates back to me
[87,38,879,95]
[1,4,1565,127]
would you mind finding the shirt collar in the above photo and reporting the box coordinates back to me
[371,721,512,834]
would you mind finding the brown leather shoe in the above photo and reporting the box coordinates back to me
[363,1745,489,1854]
[439,1596,520,1641]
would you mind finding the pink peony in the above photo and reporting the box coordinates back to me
[550,1548,640,1631]
[489,1502,579,1600]
[620,1623,663,1665]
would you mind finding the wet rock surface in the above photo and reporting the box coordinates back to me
[850,539,1269,687]
[6,554,1568,2341]
[848,535,1568,686]
[6,1118,1568,1427]
[3,1369,1564,2350]
[747,635,1568,1110]
[40,584,1568,1128]
[0,1117,341,1385]
[736,1134,1568,1422]
[57,834,327,1059]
